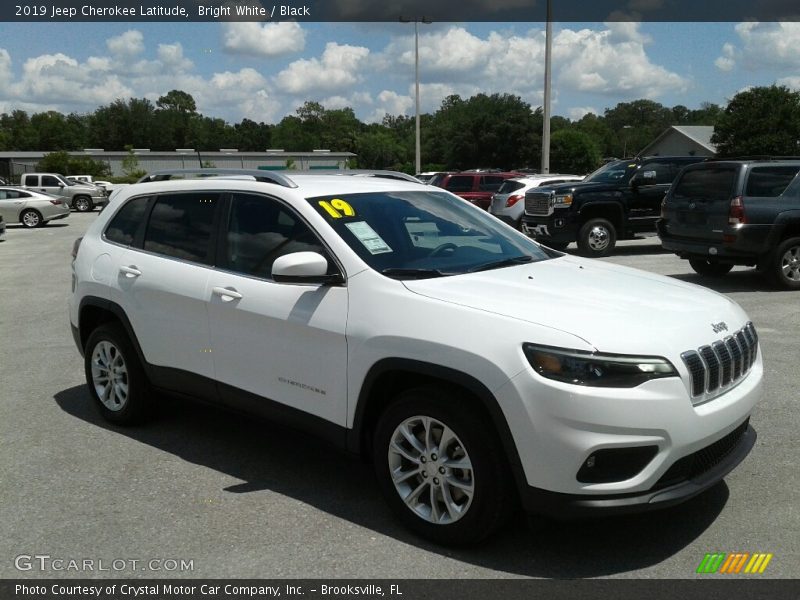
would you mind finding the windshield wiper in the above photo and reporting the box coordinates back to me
[468,255,535,273]
[380,267,449,279]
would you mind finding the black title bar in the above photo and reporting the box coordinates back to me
[3,0,800,22]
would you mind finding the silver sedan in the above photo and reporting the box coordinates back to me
[0,187,71,228]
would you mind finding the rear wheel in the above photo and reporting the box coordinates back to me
[372,386,514,545]
[769,237,800,290]
[577,218,617,257]
[689,259,734,278]
[20,209,42,228]
[84,323,153,425]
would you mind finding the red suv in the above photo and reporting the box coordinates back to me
[434,171,522,210]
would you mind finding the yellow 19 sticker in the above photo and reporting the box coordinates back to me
[319,199,355,219]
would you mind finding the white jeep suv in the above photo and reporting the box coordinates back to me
[69,170,762,545]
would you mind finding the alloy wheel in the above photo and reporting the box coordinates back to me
[90,341,129,411]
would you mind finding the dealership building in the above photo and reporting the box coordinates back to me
[0,149,356,181]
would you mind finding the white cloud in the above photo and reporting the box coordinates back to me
[222,22,306,57]
[737,22,800,68]
[567,106,598,120]
[157,43,193,72]
[106,30,145,59]
[715,42,736,72]
[275,42,369,94]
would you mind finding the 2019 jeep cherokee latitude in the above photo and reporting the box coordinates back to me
[69,172,761,545]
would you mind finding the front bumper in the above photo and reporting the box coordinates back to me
[521,212,578,243]
[518,421,755,517]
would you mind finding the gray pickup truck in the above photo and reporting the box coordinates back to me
[20,173,108,212]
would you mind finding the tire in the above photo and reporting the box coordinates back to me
[577,218,617,257]
[768,236,800,290]
[372,386,515,545]
[84,322,153,425]
[689,259,734,278]
[73,196,94,212]
[20,209,43,228]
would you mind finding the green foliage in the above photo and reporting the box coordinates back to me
[712,85,800,156]
[121,145,147,181]
[550,130,601,174]
[36,151,111,177]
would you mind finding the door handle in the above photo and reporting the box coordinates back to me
[212,286,243,301]
[119,265,142,278]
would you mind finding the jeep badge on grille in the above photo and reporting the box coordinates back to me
[712,321,728,333]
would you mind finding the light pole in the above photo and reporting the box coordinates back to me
[400,17,431,174]
[622,125,633,157]
[541,0,552,174]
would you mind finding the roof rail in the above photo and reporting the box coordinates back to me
[280,169,423,183]
[706,155,800,162]
[136,168,298,188]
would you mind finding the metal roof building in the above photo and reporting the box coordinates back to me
[0,149,356,181]
[639,126,717,158]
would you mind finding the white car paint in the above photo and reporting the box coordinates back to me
[70,175,762,501]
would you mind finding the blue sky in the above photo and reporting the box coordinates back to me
[1,21,798,124]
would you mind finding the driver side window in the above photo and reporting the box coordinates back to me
[223,193,331,280]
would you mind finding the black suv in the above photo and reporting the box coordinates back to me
[658,159,800,289]
[521,156,705,256]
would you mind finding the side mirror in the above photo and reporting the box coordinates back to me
[272,252,343,285]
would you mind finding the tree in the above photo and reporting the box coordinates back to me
[156,90,198,149]
[37,151,111,177]
[550,130,601,174]
[711,86,800,156]
[121,145,147,181]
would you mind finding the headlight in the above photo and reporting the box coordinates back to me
[554,194,573,207]
[523,343,676,388]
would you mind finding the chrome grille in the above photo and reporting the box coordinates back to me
[681,322,758,405]
[524,191,552,216]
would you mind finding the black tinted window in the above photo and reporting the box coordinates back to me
[497,180,525,194]
[444,176,475,192]
[143,193,219,263]
[42,176,61,187]
[224,193,328,279]
[479,176,506,192]
[105,197,149,246]
[640,162,674,185]
[673,168,738,202]
[745,166,800,197]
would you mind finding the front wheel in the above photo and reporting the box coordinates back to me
[577,218,617,257]
[769,237,800,290]
[689,259,734,278]
[372,386,514,545]
[73,196,94,212]
[84,323,153,425]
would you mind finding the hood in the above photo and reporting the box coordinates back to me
[537,181,617,195]
[402,256,748,356]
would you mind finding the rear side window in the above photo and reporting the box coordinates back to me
[497,180,525,194]
[444,176,475,192]
[143,193,219,264]
[105,197,149,246]
[479,176,506,192]
[745,166,800,197]
[22,176,37,186]
[673,168,738,202]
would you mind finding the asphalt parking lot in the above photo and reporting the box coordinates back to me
[0,213,797,579]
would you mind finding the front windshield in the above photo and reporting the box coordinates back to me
[583,160,638,184]
[307,190,552,278]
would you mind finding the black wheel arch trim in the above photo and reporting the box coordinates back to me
[347,358,525,472]
[77,296,149,371]
[577,201,625,227]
